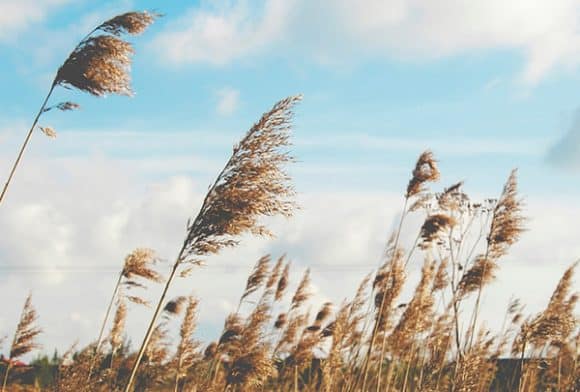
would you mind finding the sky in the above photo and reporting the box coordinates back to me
[0,0,580,357]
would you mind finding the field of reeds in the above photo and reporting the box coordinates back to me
[0,9,578,392]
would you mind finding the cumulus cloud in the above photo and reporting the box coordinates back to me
[215,87,240,116]
[151,0,580,84]
[0,0,69,41]
[546,108,580,169]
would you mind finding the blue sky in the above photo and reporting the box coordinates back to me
[0,0,579,352]
[2,0,580,194]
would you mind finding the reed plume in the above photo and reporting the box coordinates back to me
[420,213,456,249]
[389,260,436,356]
[0,11,157,206]
[275,261,291,302]
[109,300,127,355]
[266,255,285,291]
[487,169,526,259]
[174,296,200,391]
[124,95,301,391]
[240,255,271,306]
[2,294,41,392]
[291,269,312,311]
[406,150,440,198]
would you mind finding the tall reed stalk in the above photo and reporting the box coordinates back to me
[0,11,157,206]
[123,95,301,391]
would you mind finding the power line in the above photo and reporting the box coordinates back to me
[0,264,378,273]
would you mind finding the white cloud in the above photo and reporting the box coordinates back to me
[215,87,240,116]
[0,123,578,355]
[0,0,69,41]
[151,1,292,65]
[152,0,580,84]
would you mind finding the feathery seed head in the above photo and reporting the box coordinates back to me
[182,96,301,263]
[266,254,285,290]
[56,35,134,97]
[39,126,57,138]
[420,213,456,248]
[56,102,80,111]
[275,261,291,301]
[109,300,127,351]
[487,169,526,259]
[97,11,159,36]
[274,313,287,329]
[164,296,188,316]
[9,294,42,359]
[406,150,440,198]
[291,268,312,310]
[433,257,450,291]
[458,255,498,297]
[122,248,162,283]
[241,255,271,302]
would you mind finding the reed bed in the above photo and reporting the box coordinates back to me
[1,138,577,391]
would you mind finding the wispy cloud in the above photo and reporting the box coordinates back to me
[151,0,580,84]
[546,108,580,170]
[0,0,70,42]
[299,133,549,156]
[215,87,240,116]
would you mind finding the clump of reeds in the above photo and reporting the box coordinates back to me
[0,11,158,206]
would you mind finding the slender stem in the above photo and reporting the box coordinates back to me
[124,245,185,392]
[174,366,180,392]
[294,365,298,392]
[0,83,56,206]
[124,135,239,391]
[384,360,395,392]
[518,340,527,392]
[87,271,123,380]
[465,212,494,351]
[448,228,463,357]
[401,349,415,392]
[1,363,10,392]
[465,246,490,350]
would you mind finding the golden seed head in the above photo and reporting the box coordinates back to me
[406,150,440,198]
[97,11,159,36]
